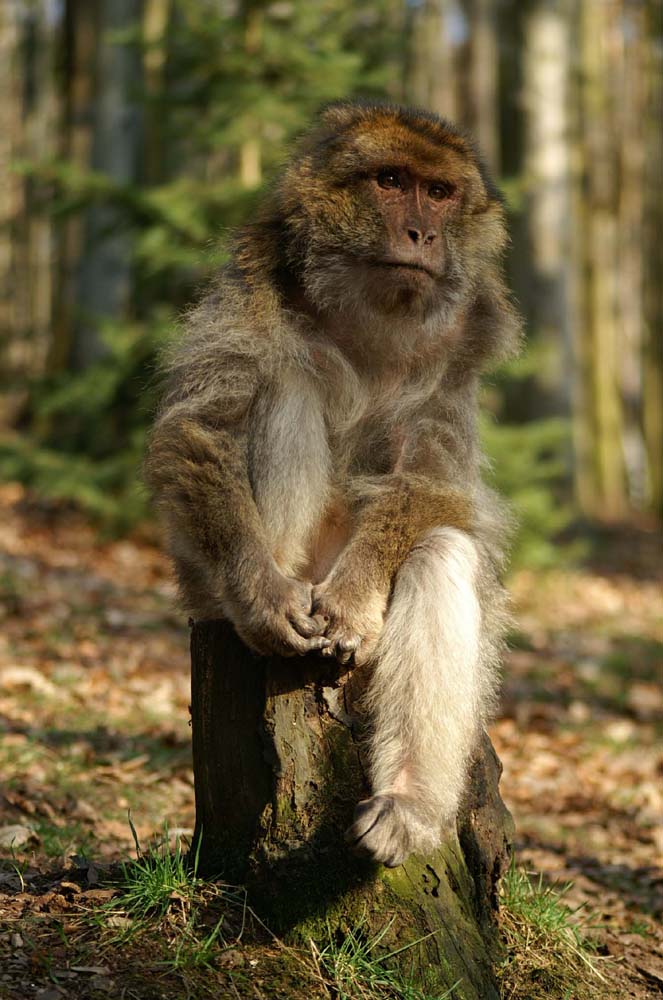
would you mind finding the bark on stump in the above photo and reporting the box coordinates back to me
[190,620,514,1000]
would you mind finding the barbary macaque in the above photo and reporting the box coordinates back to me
[146,101,520,868]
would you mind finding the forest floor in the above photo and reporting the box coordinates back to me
[0,482,661,1000]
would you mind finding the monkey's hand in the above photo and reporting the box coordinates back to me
[311,574,388,667]
[229,568,330,658]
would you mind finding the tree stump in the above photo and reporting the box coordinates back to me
[190,620,514,1000]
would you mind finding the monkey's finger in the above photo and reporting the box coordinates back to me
[282,627,331,656]
[289,610,327,638]
[336,636,360,665]
[303,635,332,653]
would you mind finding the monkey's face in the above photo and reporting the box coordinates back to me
[357,163,462,314]
[280,105,506,329]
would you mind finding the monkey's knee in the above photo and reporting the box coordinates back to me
[408,524,480,579]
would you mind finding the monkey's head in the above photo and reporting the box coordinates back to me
[240,101,508,336]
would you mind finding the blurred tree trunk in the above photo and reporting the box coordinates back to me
[239,3,262,190]
[49,0,99,373]
[573,0,628,519]
[23,1,59,377]
[1,0,60,384]
[0,0,22,389]
[644,0,663,518]
[571,0,657,521]
[466,0,499,172]
[190,621,514,1000]
[383,0,409,103]
[522,0,572,417]
[71,0,143,372]
[616,4,648,510]
[406,0,458,122]
[143,0,171,185]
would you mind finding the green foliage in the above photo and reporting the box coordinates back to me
[100,821,250,976]
[482,414,576,570]
[21,0,401,301]
[0,311,174,529]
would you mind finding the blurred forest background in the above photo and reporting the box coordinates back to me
[1,4,662,997]
[0,0,661,562]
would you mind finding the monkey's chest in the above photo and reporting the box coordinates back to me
[332,411,405,478]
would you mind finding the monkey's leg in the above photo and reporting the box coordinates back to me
[346,526,484,868]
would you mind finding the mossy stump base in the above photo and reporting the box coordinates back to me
[190,620,514,1000]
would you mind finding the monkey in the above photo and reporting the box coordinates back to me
[145,100,521,868]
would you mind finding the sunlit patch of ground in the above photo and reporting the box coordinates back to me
[493,555,663,998]
[0,485,193,867]
[0,483,661,998]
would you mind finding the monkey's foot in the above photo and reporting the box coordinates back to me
[345,793,429,868]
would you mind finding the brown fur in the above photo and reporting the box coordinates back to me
[146,100,521,864]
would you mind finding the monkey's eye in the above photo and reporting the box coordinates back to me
[428,181,456,201]
[377,169,402,190]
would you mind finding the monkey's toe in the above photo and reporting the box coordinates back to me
[345,794,413,868]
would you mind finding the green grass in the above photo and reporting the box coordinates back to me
[309,915,459,1000]
[98,821,250,974]
[74,825,620,1000]
[110,818,203,925]
[498,862,607,1000]
[4,820,623,1000]
[34,819,95,859]
[93,823,463,997]
[625,919,654,938]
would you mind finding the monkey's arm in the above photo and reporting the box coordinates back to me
[146,390,329,658]
[336,474,473,586]
[312,474,474,665]
[313,384,487,665]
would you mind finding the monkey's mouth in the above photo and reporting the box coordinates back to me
[374,260,438,280]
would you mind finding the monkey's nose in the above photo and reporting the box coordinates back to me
[407,228,436,246]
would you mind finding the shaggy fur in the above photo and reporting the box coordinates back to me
[145,100,521,865]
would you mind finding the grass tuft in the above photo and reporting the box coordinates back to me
[98,820,248,976]
[109,817,203,925]
[309,915,459,1000]
[498,862,608,1000]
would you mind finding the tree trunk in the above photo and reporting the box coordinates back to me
[49,0,99,374]
[522,0,572,417]
[643,0,663,519]
[0,0,21,381]
[573,0,629,520]
[190,620,513,1000]
[466,0,499,174]
[238,4,262,190]
[406,0,458,123]
[71,0,143,371]
[1,0,60,383]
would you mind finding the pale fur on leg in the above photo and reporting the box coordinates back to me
[347,526,484,866]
